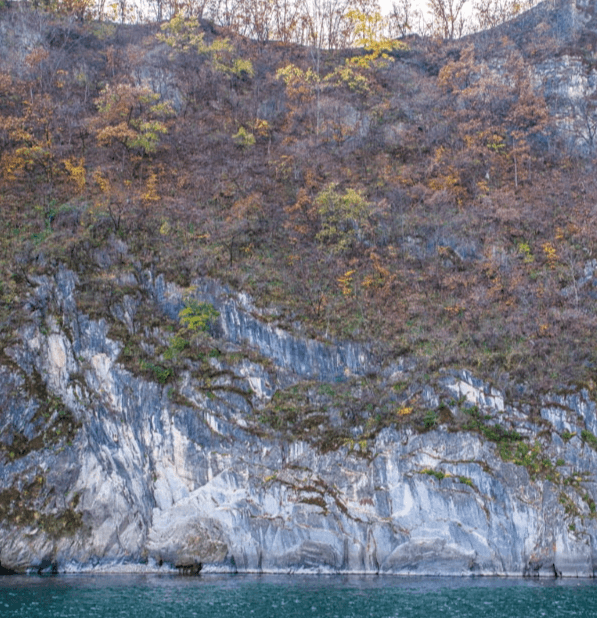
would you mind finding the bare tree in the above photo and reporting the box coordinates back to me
[472,0,539,31]
[388,0,419,38]
[271,0,302,43]
[299,0,346,50]
[209,0,245,31]
[427,0,469,39]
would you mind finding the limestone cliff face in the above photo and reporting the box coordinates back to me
[468,0,597,155]
[534,0,597,155]
[1,267,597,577]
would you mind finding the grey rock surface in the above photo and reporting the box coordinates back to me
[1,267,597,577]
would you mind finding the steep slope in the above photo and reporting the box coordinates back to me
[2,265,597,575]
[2,1,597,575]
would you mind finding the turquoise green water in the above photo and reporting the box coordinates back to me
[1,574,596,617]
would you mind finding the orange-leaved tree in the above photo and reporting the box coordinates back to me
[437,42,549,193]
[90,83,175,170]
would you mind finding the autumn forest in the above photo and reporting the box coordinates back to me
[1,0,597,402]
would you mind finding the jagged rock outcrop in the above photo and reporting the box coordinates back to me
[2,267,597,576]
[468,0,597,155]
[3,0,597,578]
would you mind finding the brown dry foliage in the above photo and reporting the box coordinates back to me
[0,7,595,396]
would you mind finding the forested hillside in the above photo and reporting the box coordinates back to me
[4,0,597,577]
[1,0,596,397]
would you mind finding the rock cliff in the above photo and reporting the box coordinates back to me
[2,266,597,577]
[4,0,597,578]
[468,0,597,155]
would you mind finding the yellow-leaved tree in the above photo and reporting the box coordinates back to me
[276,10,406,137]
[158,15,254,78]
[90,83,175,170]
[345,9,407,68]
[315,183,371,255]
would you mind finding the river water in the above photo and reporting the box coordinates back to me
[1,573,596,617]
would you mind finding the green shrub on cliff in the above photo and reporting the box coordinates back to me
[179,299,219,333]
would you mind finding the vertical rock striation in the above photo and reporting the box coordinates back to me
[1,267,597,576]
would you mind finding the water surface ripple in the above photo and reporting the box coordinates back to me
[1,574,596,617]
